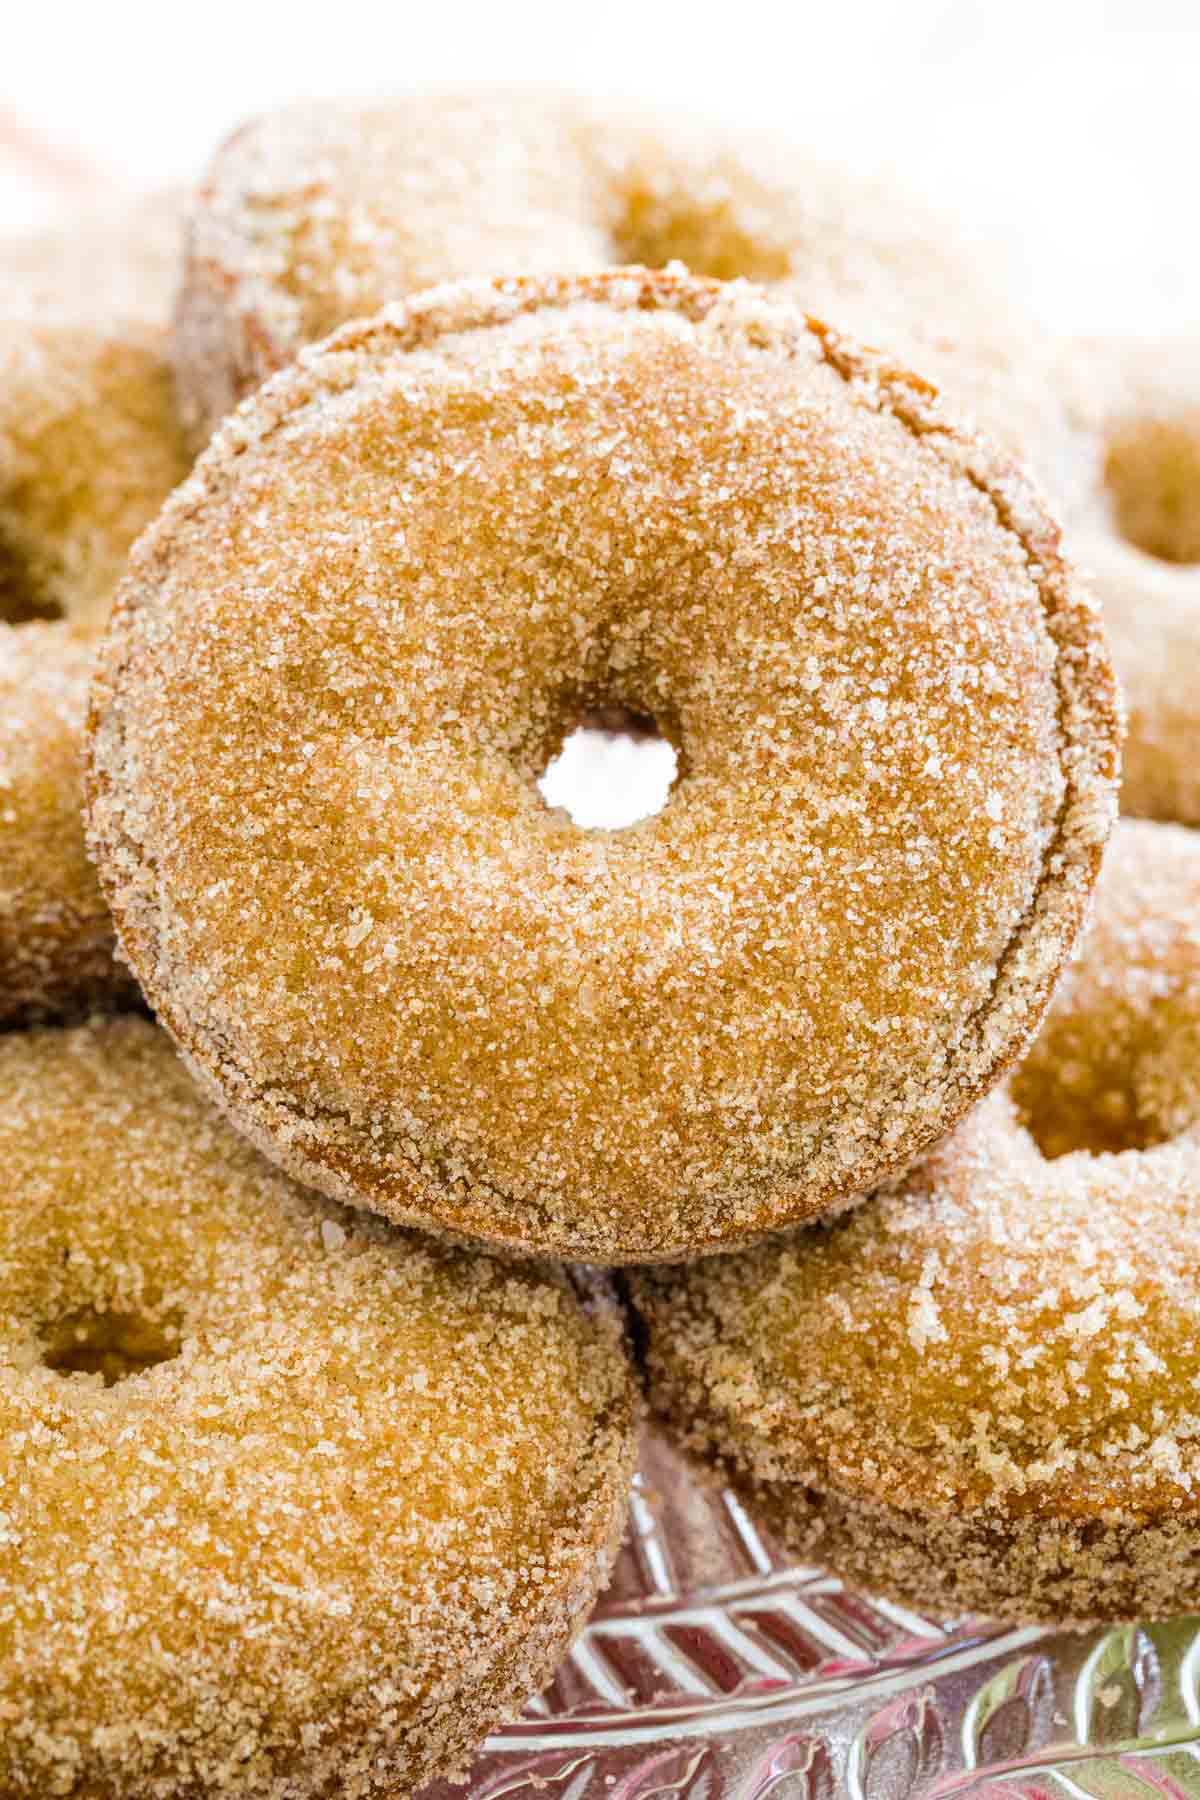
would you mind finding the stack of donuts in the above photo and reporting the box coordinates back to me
[3,87,1199,1798]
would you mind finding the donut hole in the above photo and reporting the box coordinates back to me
[1012,1062,1170,1161]
[611,184,793,284]
[1105,413,1200,565]
[537,707,678,830]
[0,527,62,625]
[1012,973,1200,1160]
[42,1304,183,1386]
[1011,1005,1200,1162]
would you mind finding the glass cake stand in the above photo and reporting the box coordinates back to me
[421,1432,1200,1800]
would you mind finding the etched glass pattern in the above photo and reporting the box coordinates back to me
[421,1433,1200,1799]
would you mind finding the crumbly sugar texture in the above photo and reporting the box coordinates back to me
[0,189,184,328]
[1053,335,1200,825]
[0,318,189,1023]
[629,819,1200,1626]
[0,1016,636,1799]
[173,88,1063,464]
[88,270,1119,1261]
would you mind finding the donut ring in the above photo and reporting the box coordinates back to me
[629,819,1200,1626]
[173,89,1053,458]
[1056,336,1200,825]
[0,1014,636,1799]
[0,319,188,1023]
[88,270,1118,1262]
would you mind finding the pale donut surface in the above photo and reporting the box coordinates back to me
[630,820,1200,1626]
[0,319,188,1023]
[89,271,1118,1261]
[1057,336,1200,824]
[173,88,1055,459]
[0,1015,636,1799]
[0,188,184,328]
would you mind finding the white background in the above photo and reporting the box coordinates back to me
[3,0,1199,334]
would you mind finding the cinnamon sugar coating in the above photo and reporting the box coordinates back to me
[0,1016,636,1799]
[173,89,1057,461]
[630,819,1200,1626]
[1055,336,1200,825]
[0,319,189,1023]
[88,271,1118,1261]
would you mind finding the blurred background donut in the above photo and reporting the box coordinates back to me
[1055,335,1200,825]
[0,318,188,1024]
[171,90,1043,453]
[7,1,1197,337]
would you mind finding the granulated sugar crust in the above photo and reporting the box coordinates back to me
[173,88,1062,465]
[88,270,1119,1262]
[1055,335,1200,826]
[629,820,1200,1626]
[0,1016,636,1798]
[0,319,189,1023]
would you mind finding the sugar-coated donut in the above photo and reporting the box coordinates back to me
[173,89,1052,458]
[0,188,183,327]
[1056,336,1200,825]
[0,319,189,1022]
[0,1014,636,1799]
[88,270,1119,1262]
[0,626,140,1023]
[0,318,188,631]
[629,819,1200,1626]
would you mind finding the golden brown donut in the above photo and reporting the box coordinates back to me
[1055,336,1200,825]
[629,818,1200,1626]
[0,318,188,630]
[0,1014,636,1799]
[0,626,141,1022]
[0,319,189,1023]
[173,89,1054,458]
[88,270,1119,1262]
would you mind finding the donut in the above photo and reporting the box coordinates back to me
[172,89,1054,458]
[0,626,141,1022]
[0,318,189,1022]
[0,1013,636,1798]
[0,188,184,327]
[0,318,187,630]
[1055,335,1200,825]
[87,270,1119,1262]
[628,817,1200,1626]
